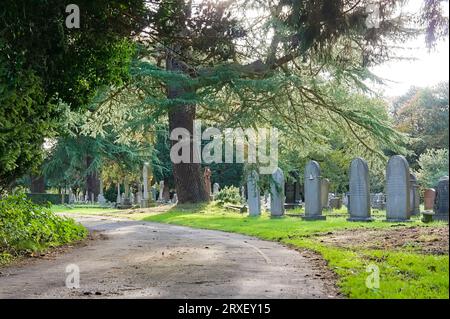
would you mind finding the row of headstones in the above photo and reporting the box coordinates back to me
[246,156,449,222]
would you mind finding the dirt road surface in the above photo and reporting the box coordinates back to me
[0,215,339,299]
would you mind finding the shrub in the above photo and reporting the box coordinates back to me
[0,194,87,264]
[416,149,449,188]
[214,186,242,205]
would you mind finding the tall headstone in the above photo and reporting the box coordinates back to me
[303,161,326,220]
[270,168,285,217]
[247,171,261,216]
[116,182,121,204]
[98,178,106,205]
[241,186,246,204]
[137,183,142,205]
[141,163,150,208]
[320,178,330,210]
[385,155,411,222]
[424,188,436,210]
[204,167,212,199]
[158,181,165,203]
[434,176,449,221]
[409,173,420,216]
[348,158,372,222]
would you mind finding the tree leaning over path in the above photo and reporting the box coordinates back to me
[89,0,448,203]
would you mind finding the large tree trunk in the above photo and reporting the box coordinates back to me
[166,55,209,204]
[85,156,100,201]
[30,174,45,193]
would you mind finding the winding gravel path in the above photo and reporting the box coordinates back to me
[0,215,339,299]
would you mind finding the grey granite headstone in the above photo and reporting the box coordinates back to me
[213,183,220,195]
[270,167,285,217]
[303,161,326,220]
[321,179,330,210]
[434,176,449,221]
[241,186,246,204]
[247,171,261,216]
[348,158,372,222]
[116,183,121,205]
[158,181,164,203]
[385,155,411,222]
[141,163,150,208]
[409,173,420,216]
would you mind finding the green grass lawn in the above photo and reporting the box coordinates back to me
[143,204,449,299]
[50,204,121,215]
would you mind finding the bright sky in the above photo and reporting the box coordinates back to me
[371,0,449,97]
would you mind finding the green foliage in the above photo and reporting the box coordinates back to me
[416,149,449,188]
[214,186,242,205]
[0,1,147,191]
[0,194,87,264]
[393,82,449,169]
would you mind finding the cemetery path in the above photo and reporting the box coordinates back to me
[0,215,340,299]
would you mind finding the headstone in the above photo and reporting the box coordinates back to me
[204,167,212,198]
[151,186,157,202]
[137,183,142,205]
[348,158,372,222]
[409,173,420,216]
[329,197,343,210]
[247,171,261,216]
[320,178,330,210]
[98,179,106,205]
[303,161,326,220]
[434,176,449,221]
[385,155,411,222]
[158,181,164,203]
[424,188,436,210]
[371,193,386,210]
[342,193,349,207]
[241,186,246,204]
[84,193,89,203]
[172,193,178,204]
[213,183,220,196]
[141,163,150,208]
[270,168,285,217]
[117,184,122,204]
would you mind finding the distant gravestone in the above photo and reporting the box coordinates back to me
[141,163,150,208]
[424,188,436,210]
[320,179,330,210]
[213,183,220,195]
[303,161,326,221]
[241,186,246,204]
[270,168,285,217]
[434,176,449,221]
[385,155,411,222]
[247,171,261,217]
[348,158,372,222]
[409,174,420,216]
[98,179,106,205]
[158,181,164,203]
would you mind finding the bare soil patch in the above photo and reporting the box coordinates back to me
[315,225,449,255]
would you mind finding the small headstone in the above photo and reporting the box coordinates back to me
[385,155,411,222]
[303,161,326,220]
[247,171,261,217]
[204,167,212,198]
[172,193,178,204]
[424,188,436,210]
[320,179,330,210]
[409,173,420,216]
[270,167,285,217]
[434,176,449,221]
[213,183,220,195]
[348,158,372,222]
